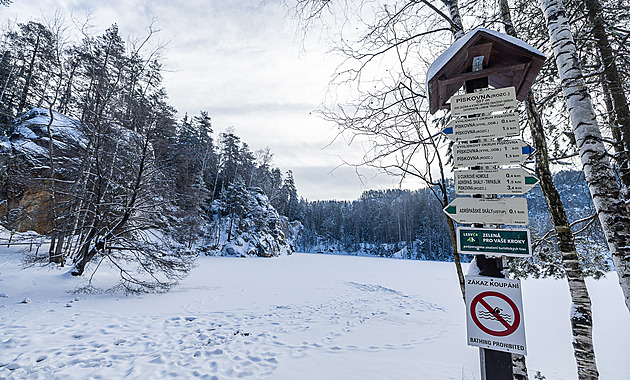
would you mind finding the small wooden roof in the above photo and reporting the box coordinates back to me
[426,28,546,114]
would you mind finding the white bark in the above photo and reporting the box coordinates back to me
[539,0,630,313]
[498,1,598,377]
[440,0,465,39]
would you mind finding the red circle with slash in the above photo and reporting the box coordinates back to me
[470,291,520,337]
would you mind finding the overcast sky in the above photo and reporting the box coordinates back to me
[6,0,416,200]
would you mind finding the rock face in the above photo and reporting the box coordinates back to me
[14,189,52,233]
[205,187,301,257]
[0,108,87,233]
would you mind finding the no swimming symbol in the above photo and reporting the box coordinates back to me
[470,291,520,337]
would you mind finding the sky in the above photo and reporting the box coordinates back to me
[4,0,416,201]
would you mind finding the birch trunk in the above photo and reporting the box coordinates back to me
[440,0,465,39]
[527,93,599,379]
[539,0,630,313]
[499,1,599,377]
[501,8,532,378]
[584,0,630,200]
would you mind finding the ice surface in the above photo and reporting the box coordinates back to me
[0,228,628,379]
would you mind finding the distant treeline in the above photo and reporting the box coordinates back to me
[295,170,606,263]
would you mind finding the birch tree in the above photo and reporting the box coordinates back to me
[582,0,630,200]
[539,0,630,313]
[496,2,599,377]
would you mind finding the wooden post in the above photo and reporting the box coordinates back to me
[466,55,513,380]
[481,347,513,379]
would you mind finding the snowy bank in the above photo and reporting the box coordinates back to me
[1,247,629,379]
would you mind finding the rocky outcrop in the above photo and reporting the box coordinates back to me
[0,108,86,233]
[205,187,298,257]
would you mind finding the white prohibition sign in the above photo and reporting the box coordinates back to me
[465,275,527,355]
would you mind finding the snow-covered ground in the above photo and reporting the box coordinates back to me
[1,248,629,379]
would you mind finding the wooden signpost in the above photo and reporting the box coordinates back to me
[454,168,539,195]
[453,139,535,168]
[442,113,519,142]
[443,197,529,225]
[426,28,546,380]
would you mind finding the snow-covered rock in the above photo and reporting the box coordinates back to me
[0,108,88,233]
[204,187,298,258]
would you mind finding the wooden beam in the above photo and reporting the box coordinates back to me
[439,63,527,86]
[466,42,493,69]
[514,61,532,99]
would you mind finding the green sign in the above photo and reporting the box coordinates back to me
[457,227,532,257]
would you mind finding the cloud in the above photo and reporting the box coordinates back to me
[293,165,423,201]
[6,0,385,201]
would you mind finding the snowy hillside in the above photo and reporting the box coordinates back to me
[1,245,629,379]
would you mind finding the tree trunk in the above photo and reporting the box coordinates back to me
[73,137,150,275]
[72,227,97,276]
[439,0,465,39]
[539,0,630,313]
[527,93,599,379]
[438,0,468,301]
[0,62,15,104]
[46,134,58,262]
[500,0,599,377]
[446,202,465,298]
[227,211,234,242]
[584,0,630,200]
[18,31,41,114]
[512,353,528,380]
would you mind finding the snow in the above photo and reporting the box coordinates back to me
[12,125,39,140]
[16,107,82,130]
[1,244,629,379]
[11,108,88,152]
[425,28,545,92]
[466,256,480,276]
[11,139,48,157]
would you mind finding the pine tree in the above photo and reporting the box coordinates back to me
[281,170,299,220]
[4,22,56,115]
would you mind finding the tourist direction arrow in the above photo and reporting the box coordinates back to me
[443,197,529,225]
[457,227,532,257]
[442,113,519,142]
[454,168,539,195]
[450,87,518,116]
[453,139,535,168]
